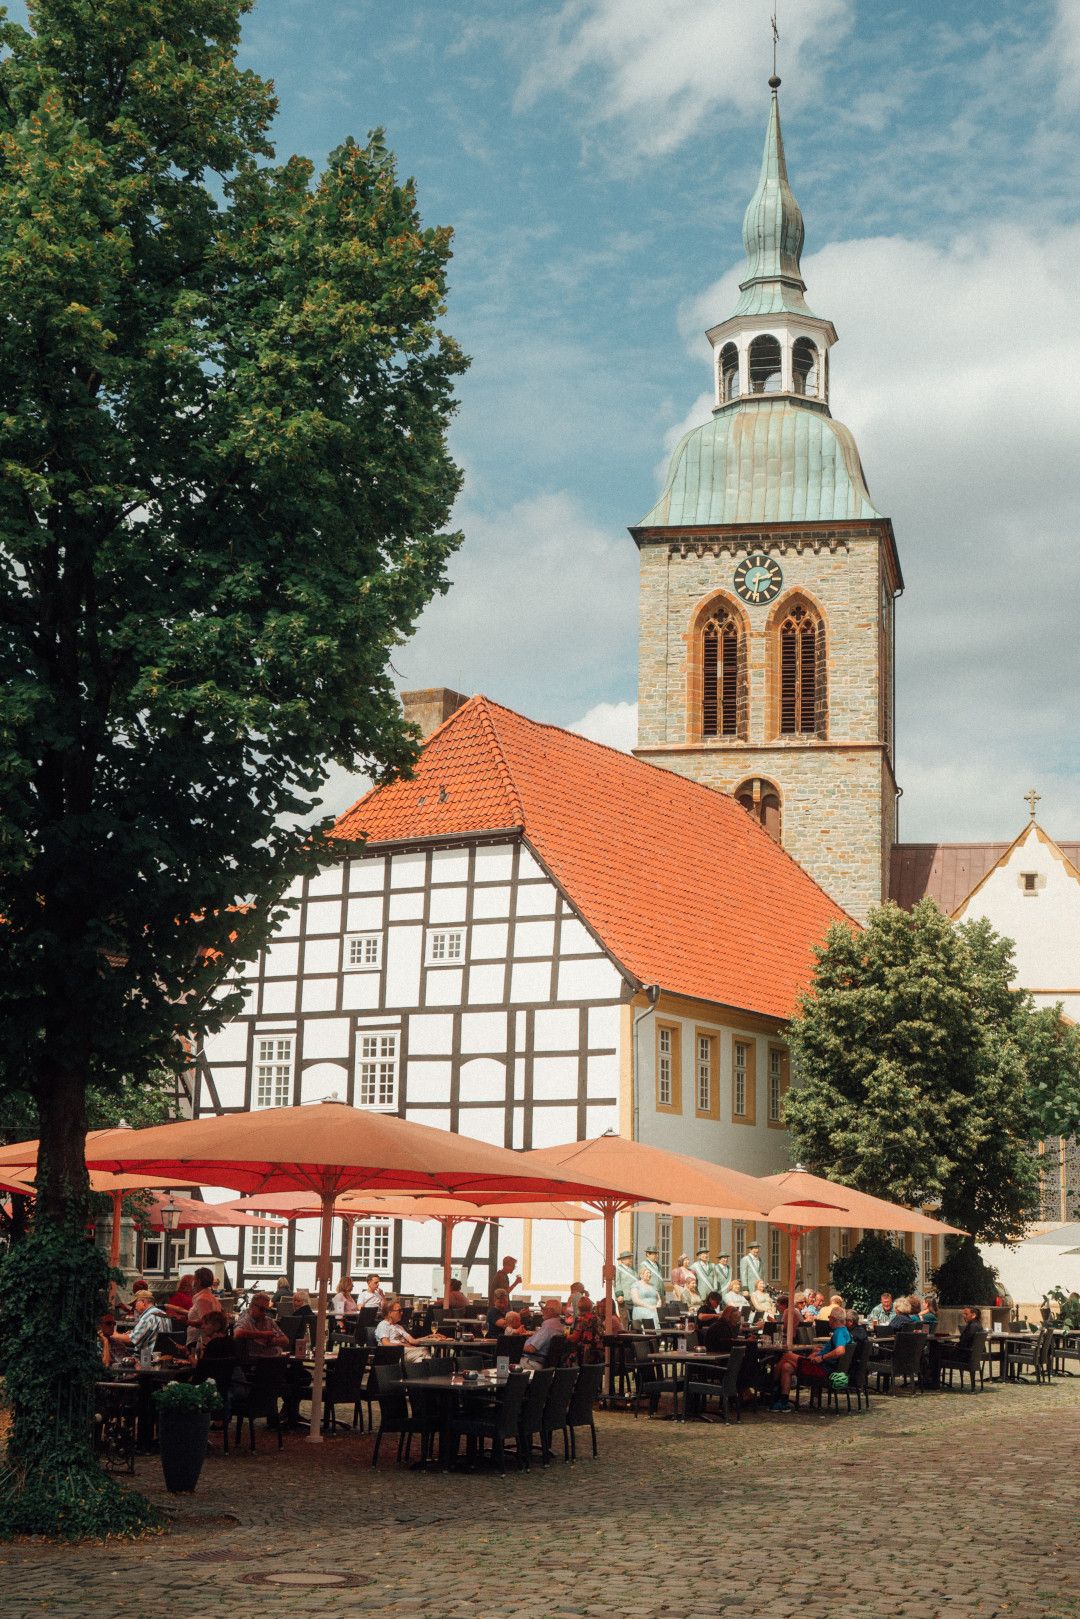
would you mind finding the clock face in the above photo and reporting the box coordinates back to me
[733,551,783,605]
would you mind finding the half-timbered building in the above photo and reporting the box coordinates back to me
[190,693,849,1299]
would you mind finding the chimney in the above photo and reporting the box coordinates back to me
[401,687,470,741]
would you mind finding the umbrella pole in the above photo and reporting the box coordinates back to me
[306,1189,336,1444]
[442,1218,458,1311]
[602,1202,615,1326]
[787,1227,798,1349]
[108,1191,123,1303]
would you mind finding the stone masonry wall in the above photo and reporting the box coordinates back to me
[636,523,896,922]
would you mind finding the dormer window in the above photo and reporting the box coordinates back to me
[748,335,782,394]
[719,342,740,402]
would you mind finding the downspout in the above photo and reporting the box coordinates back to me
[631,984,662,1260]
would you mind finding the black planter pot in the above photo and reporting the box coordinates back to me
[158,1409,212,1493]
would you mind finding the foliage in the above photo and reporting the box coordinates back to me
[1045,1286,1080,1329]
[0,0,465,1535]
[785,901,1043,1242]
[930,1237,1001,1306]
[0,1226,159,1539]
[830,1234,917,1316]
[152,1378,221,1414]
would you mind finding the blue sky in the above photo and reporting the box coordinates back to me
[238,0,1080,842]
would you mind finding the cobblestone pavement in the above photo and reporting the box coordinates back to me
[2,1377,1079,1619]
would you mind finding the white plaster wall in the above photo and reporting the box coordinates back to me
[956,828,1080,996]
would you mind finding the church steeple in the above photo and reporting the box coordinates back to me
[705,79,835,409]
[733,79,813,318]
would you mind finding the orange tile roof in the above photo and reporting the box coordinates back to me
[332,697,851,1021]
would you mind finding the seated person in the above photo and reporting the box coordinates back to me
[446,1278,470,1313]
[165,1274,196,1323]
[630,1267,661,1328]
[696,1291,723,1329]
[844,1309,868,1343]
[890,1297,919,1332]
[486,1288,511,1335]
[196,1309,237,1362]
[333,1277,359,1323]
[97,1312,117,1368]
[500,1309,527,1337]
[567,1296,604,1365]
[521,1299,567,1369]
[722,1280,750,1313]
[773,1307,851,1411]
[749,1284,776,1319]
[234,1291,289,1355]
[918,1292,939,1331]
[595,1298,620,1335]
[356,1274,386,1314]
[940,1306,983,1366]
[272,1277,294,1315]
[868,1292,897,1326]
[775,1294,802,1343]
[798,1292,818,1321]
[671,1254,698,1305]
[287,1289,317,1334]
[702,1304,744,1352]
[375,1297,428,1363]
[112,1291,183,1360]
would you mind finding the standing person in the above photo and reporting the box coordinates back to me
[614,1250,638,1312]
[672,1254,697,1304]
[185,1267,220,1345]
[567,1281,588,1320]
[165,1274,195,1324]
[641,1246,665,1299]
[691,1248,715,1301]
[740,1243,764,1296]
[491,1254,521,1304]
[630,1266,661,1329]
[713,1251,732,1296]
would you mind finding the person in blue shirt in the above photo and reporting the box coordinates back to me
[868,1292,897,1326]
[771,1308,852,1411]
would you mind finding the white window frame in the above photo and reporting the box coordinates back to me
[922,1236,933,1285]
[354,1219,392,1275]
[658,1026,673,1107]
[767,1048,783,1122]
[255,1035,294,1110]
[734,1043,748,1117]
[656,1215,672,1280]
[427,928,465,965]
[696,1034,713,1114]
[734,1222,747,1271]
[768,1228,781,1282]
[695,1218,709,1255]
[357,1031,399,1111]
[139,1231,190,1276]
[248,1223,285,1272]
[344,932,382,971]
[840,1230,851,1260]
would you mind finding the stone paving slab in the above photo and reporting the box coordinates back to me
[1,1378,1079,1619]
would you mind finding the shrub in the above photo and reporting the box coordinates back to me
[930,1237,1001,1306]
[830,1234,918,1315]
[152,1380,222,1414]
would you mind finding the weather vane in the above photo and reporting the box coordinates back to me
[770,3,780,86]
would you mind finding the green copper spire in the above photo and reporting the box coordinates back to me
[732,80,815,318]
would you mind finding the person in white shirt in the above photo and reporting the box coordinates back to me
[723,1280,751,1312]
[356,1274,386,1313]
[375,1298,427,1363]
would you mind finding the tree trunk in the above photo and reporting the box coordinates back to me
[34,1058,91,1229]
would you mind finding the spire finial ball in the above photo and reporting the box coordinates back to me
[769,74,781,89]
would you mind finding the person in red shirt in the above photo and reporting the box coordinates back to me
[166,1273,195,1323]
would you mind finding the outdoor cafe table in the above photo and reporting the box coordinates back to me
[406,1371,508,1468]
[411,1336,497,1358]
[642,1339,788,1421]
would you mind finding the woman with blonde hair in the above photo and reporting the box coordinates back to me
[333,1276,359,1322]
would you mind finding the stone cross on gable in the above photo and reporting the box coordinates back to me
[1025,787,1041,820]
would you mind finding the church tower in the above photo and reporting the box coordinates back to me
[633,78,902,923]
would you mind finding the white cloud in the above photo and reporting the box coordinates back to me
[568,699,638,752]
[516,0,852,157]
[680,221,1080,840]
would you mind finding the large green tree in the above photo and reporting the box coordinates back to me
[0,0,465,1535]
[783,901,1068,1243]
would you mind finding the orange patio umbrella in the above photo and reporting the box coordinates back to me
[220,1189,597,1310]
[62,1103,642,1442]
[516,1135,840,1328]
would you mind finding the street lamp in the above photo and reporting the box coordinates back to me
[160,1198,181,1284]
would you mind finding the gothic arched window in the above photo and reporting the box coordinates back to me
[719,342,740,402]
[777,600,825,736]
[792,337,819,398]
[749,334,783,394]
[735,778,783,844]
[700,602,746,739]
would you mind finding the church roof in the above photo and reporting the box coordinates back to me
[890,836,1080,914]
[332,696,850,1021]
[733,81,816,319]
[638,399,881,527]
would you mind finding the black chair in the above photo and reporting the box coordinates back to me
[825,1341,863,1413]
[357,1308,381,1344]
[847,1336,873,1411]
[686,1344,745,1423]
[541,1366,579,1461]
[517,1367,556,1469]
[493,1334,526,1366]
[370,1360,417,1466]
[794,1341,854,1410]
[625,1336,662,1415]
[365,1341,405,1428]
[454,1353,486,1374]
[232,1357,288,1451]
[449,1371,530,1471]
[545,1336,572,1370]
[322,1344,369,1433]
[796,1323,815,1346]
[94,1382,138,1475]
[940,1328,987,1392]
[279,1315,312,1349]
[876,1330,925,1395]
[1005,1327,1052,1384]
[565,1361,604,1460]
